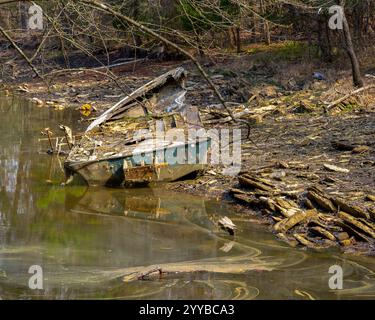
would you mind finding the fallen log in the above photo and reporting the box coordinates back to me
[293,233,334,249]
[275,205,301,218]
[338,211,375,239]
[357,218,375,231]
[307,190,336,212]
[242,173,275,187]
[238,176,275,192]
[369,208,375,221]
[325,84,375,111]
[310,226,336,241]
[276,233,299,247]
[232,193,260,206]
[258,197,276,211]
[323,163,350,173]
[275,197,298,210]
[308,217,342,232]
[229,188,247,195]
[332,197,370,220]
[137,267,163,280]
[336,220,373,242]
[352,146,370,154]
[274,209,317,232]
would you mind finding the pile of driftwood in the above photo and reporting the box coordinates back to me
[231,172,375,251]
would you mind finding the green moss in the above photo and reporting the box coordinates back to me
[245,41,318,62]
[339,102,360,112]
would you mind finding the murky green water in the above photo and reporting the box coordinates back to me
[0,95,374,300]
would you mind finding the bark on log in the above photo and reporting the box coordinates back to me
[338,211,375,239]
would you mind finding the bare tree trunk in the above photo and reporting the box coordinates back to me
[353,4,362,44]
[130,0,142,57]
[340,1,364,87]
[264,21,270,45]
[228,27,235,48]
[59,36,70,68]
[317,15,332,62]
[236,26,241,53]
[195,35,204,57]
[19,1,28,30]
[324,15,333,62]
[260,0,270,45]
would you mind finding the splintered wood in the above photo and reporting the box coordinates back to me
[218,216,237,235]
[231,170,375,253]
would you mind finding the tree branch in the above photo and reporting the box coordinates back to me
[0,24,44,79]
[79,0,237,122]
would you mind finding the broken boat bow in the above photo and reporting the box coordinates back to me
[64,67,210,186]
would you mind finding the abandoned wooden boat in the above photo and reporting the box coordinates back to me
[64,67,211,186]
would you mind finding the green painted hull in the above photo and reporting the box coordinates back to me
[65,139,210,187]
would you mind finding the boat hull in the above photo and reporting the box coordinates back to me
[65,136,210,187]
[65,158,205,187]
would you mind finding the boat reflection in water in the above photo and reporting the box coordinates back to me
[67,186,213,227]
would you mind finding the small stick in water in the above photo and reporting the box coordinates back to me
[41,128,54,153]
[137,267,163,280]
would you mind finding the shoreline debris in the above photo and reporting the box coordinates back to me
[231,170,375,253]
[323,163,350,174]
[218,216,237,235]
